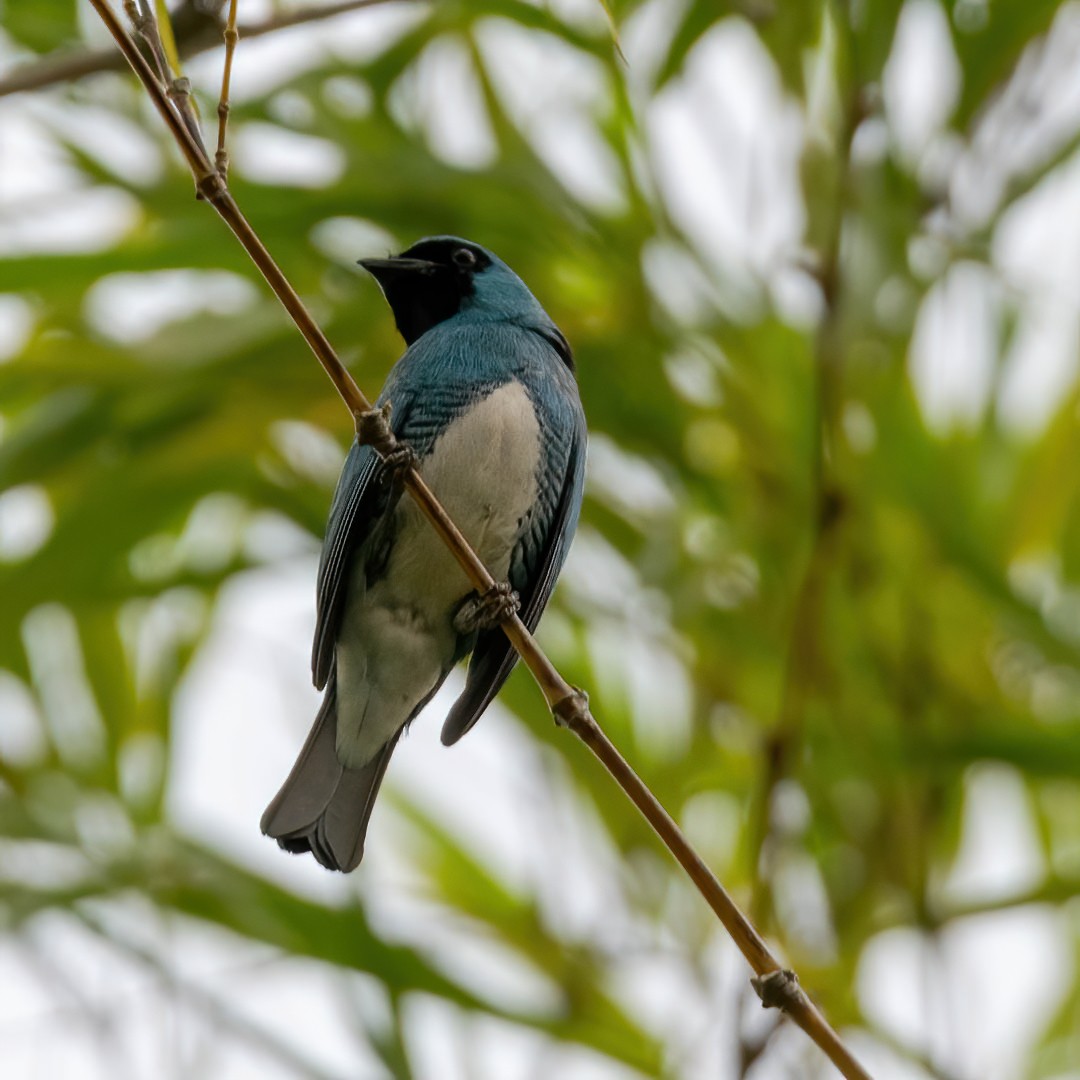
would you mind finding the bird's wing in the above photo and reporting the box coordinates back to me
[311,364,498,689]
[440,401,586,745]
[311,439,386,689]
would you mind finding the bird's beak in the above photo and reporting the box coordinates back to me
[358,256,441,279]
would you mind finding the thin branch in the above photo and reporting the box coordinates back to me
[0,0,422,99]
[124,0,204,148]
[215,0,239,176]
[124,0,171,85]
[83,3,872,1078]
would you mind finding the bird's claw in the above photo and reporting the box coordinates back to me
[356,402,417,482]
[380,443,418,482]
[454,582,520,634]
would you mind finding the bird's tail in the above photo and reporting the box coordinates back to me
[261,677,399,872]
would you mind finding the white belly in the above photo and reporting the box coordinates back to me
[385,380,542,610]
[334,381,541,765]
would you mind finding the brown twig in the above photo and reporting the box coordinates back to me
[83,3,872,1077]
[215,0,239,176]
[123,0,170,84]
[123,0,204,146]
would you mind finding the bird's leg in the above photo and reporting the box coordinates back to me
[355,402,417,483]
[454,582,521,635]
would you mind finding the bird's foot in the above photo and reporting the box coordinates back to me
[355,402,417,481]
[454,582,520,634]
[380,443,418,481]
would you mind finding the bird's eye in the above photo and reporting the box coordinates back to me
[452,247,477,269]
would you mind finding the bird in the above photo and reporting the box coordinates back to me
[261,236,587,872]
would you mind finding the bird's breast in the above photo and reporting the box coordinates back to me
[378,380,542,617]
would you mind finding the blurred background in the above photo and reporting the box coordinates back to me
[2,0,1080,1077]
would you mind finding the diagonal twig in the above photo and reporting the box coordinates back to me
[82,3,872,1077]
[123,0,203,147]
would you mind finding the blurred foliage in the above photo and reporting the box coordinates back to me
[3,0,1080,1077]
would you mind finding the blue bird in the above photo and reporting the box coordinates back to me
[261,237,587,871]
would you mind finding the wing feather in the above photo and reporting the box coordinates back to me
[311,443,384,689]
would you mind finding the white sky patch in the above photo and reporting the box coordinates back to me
[476,20,609,141]
[560,526,644,618]
[84,269,258,344]
[267,88,317,128]
[476,20,625,209]
[0,671,47,767]
[0,103,142,254]
[995,151,1080,306]
[847,764,1073,1079]
[0,183,139,255]
[943,764,1046,904]
[939,906,1074,1080]
[0,294,34,362]
[0,483,54,562]
[528,108,626,210]
[950,4,1080,229]
[325,3,434,66]
[186,25,330,104]
[544,0,610,35]
[882,0,961,165]
[321,74,374,119]
[467,1014,642,1080]
[857,927,950,1062]
[769,262,826,328]
[411,37,498,170]
[621,0,692,86]
[647,19,805,283]
[22,605,108,772]
[996,303,1079,436]
[0,104,85,201]
[772,850,838,965]
[231,123,346,188]
[624,629,693,762]
[908,260,998,432]
[641,238,736,324]
[4,900,377,1080]
[586,433,677,519]
[375,677,553,898]
[664,344,724,406]
[243,509,318,564]
[270,420,347,488]
[993,151,1080,433]
[31,98,165,186]
[310,215,400,266]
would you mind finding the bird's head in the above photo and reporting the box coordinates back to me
[359,236,545,346]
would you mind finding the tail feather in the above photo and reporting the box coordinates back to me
[261,678,400,872]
